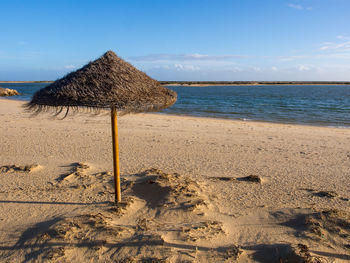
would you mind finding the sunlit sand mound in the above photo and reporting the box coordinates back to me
[49,162,114,200]
[6,168,241,263]
[127,168,208,213]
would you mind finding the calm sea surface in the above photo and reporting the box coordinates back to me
[1,83,350,128]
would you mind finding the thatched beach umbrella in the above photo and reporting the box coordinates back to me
[27,50,177,203]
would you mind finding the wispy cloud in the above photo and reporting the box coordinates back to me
[174,63,200,71]
[277,55,308,61]
[64,65,76,69]
[129,37,350,81]
[297,64,312,71]
[288,3,303,10]
[129,53,246,62]
[336,35,350,40]
[146,64,201,72]
[287,3,312,10]
[319,37,350,52]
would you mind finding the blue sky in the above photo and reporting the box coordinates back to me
[1,0,350,81]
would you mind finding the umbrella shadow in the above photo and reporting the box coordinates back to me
[276,209,350,261]
[242,243,295,263]
[3,241,241,263]
[240,243,333,263]
[13,217,63,249]
[1,215,240,262]
[310,250,350,261]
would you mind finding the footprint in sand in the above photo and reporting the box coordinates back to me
[237,174,262,183]
[314,190,338,198]
[282,208,350,252]
[209,176,236,182]
[304,209,350,243]
[180,220,224,241]
[300,188,348,201]
[0,164,41,173]
[210,175,262,183]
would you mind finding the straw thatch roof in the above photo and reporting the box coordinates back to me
[26,51,177,115]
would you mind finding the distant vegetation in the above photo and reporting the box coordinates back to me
[0,81,53,83]
[160,81,350,86]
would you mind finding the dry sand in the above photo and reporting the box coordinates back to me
[0,98,349,262]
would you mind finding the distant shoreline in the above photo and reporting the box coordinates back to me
[1,80,350,86]
[161,81,350,86]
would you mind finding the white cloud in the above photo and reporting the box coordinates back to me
[323,53,350,59]
[174,64,200,71]
[319,37,350,52]
[145,63,350,81]
[174,63,184,70]
[278,55,308,61]
[287,3,312,10]
[129,53,245,62]
[288,3,303,9]
[297,65,311,71]
[230,67,244,73]
[64,65,76,69]
[185,53,208,59]
[252,66,262,72]
[130,37,350,81]
[153,65,170,70]
[336,35,350,40]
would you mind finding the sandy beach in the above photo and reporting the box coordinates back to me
[0,98,349,262]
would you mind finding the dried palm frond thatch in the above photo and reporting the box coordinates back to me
[26,50,177,203]
[26,51,177,115]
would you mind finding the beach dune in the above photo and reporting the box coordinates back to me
[0,99,349,262]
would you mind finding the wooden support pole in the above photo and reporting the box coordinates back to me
[111,107,121,203]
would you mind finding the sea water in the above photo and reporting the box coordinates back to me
[1,83,349,128]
